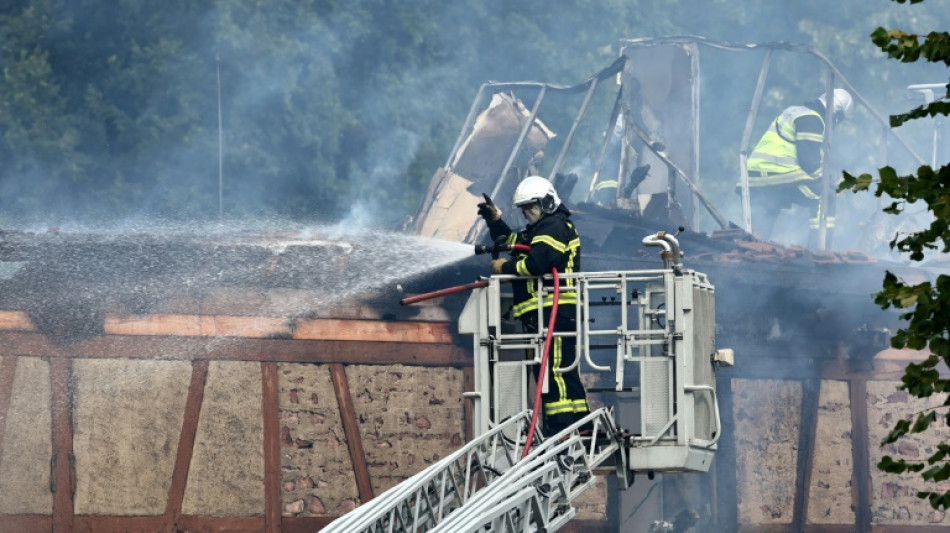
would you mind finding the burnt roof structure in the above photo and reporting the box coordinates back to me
[401,37,950,531]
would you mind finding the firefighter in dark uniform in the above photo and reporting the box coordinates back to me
[477,175,590,435]
[742,88,853,241]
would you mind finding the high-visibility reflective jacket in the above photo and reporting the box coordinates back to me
[487,206,580,319]
[591,179,618,206]
[746,105,825,187]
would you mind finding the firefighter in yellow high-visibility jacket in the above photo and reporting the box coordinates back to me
[741,89,853,241]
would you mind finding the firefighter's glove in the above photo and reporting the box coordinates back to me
[477,193,500,222]
[491,258,507,274]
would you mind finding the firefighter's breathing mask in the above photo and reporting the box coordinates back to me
[513,175,560,225]
[520,202,543,224]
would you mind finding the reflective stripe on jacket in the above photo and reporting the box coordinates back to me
[746,105,824,186]
[487,209,581,319]
[510,220,580,318]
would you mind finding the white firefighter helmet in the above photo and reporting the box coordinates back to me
[513,175,561,214]
[819,88,854,122]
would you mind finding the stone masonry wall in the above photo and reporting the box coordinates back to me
[29,355,950,529]
[868,380,950,526]
[348,365,465,495]
[734,378,802,525]
[278,363,360,517]
[276,363,468,519]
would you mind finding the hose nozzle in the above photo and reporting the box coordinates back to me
[474,241,531,258]
[475,236,513,259]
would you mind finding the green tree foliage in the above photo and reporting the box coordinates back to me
[0,1,85,217]
[0,0,646,225]
[839,0,950,510]
[1,0,949,227]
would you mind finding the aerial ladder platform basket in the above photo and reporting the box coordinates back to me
[323,231,731,532]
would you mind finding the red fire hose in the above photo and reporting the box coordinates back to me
[398,242,532,306]
[398,242,557,457]
[522,266,558,458]
[500,244,561,457]
[399,280,488,306]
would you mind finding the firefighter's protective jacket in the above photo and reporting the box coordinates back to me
[745,104,825,188]
[486,205,580,319]
[486,205,589,424]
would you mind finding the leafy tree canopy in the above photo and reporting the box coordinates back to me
[1,0,949,228]
[839,0,950,511]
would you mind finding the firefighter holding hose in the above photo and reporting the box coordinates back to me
[477,176,591,435]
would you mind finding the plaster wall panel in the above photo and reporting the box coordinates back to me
[733,378,801,526]
[347,365,465,495]
[0,356,52,514]
[182,361,264,516]
[73,358,191,515]
[867,380,950,526]
[277,363,359,517]
[806,379,855,524]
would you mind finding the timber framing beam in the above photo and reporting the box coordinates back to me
[162,360,209,533]
[50,358,75,533]
[736,526,950,532]
[792,379,821,530]
[463,366,474,444]
[262,362,281,533]
[0,332,471,367]
[0,355,17,475]
[0,515,620,532]
[0,311,457,343]
[330,363,374,503]
[851,378,872,533]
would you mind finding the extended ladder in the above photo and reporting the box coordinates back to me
[321,408,625,533]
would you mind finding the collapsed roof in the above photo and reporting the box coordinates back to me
[406,37,948,371]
